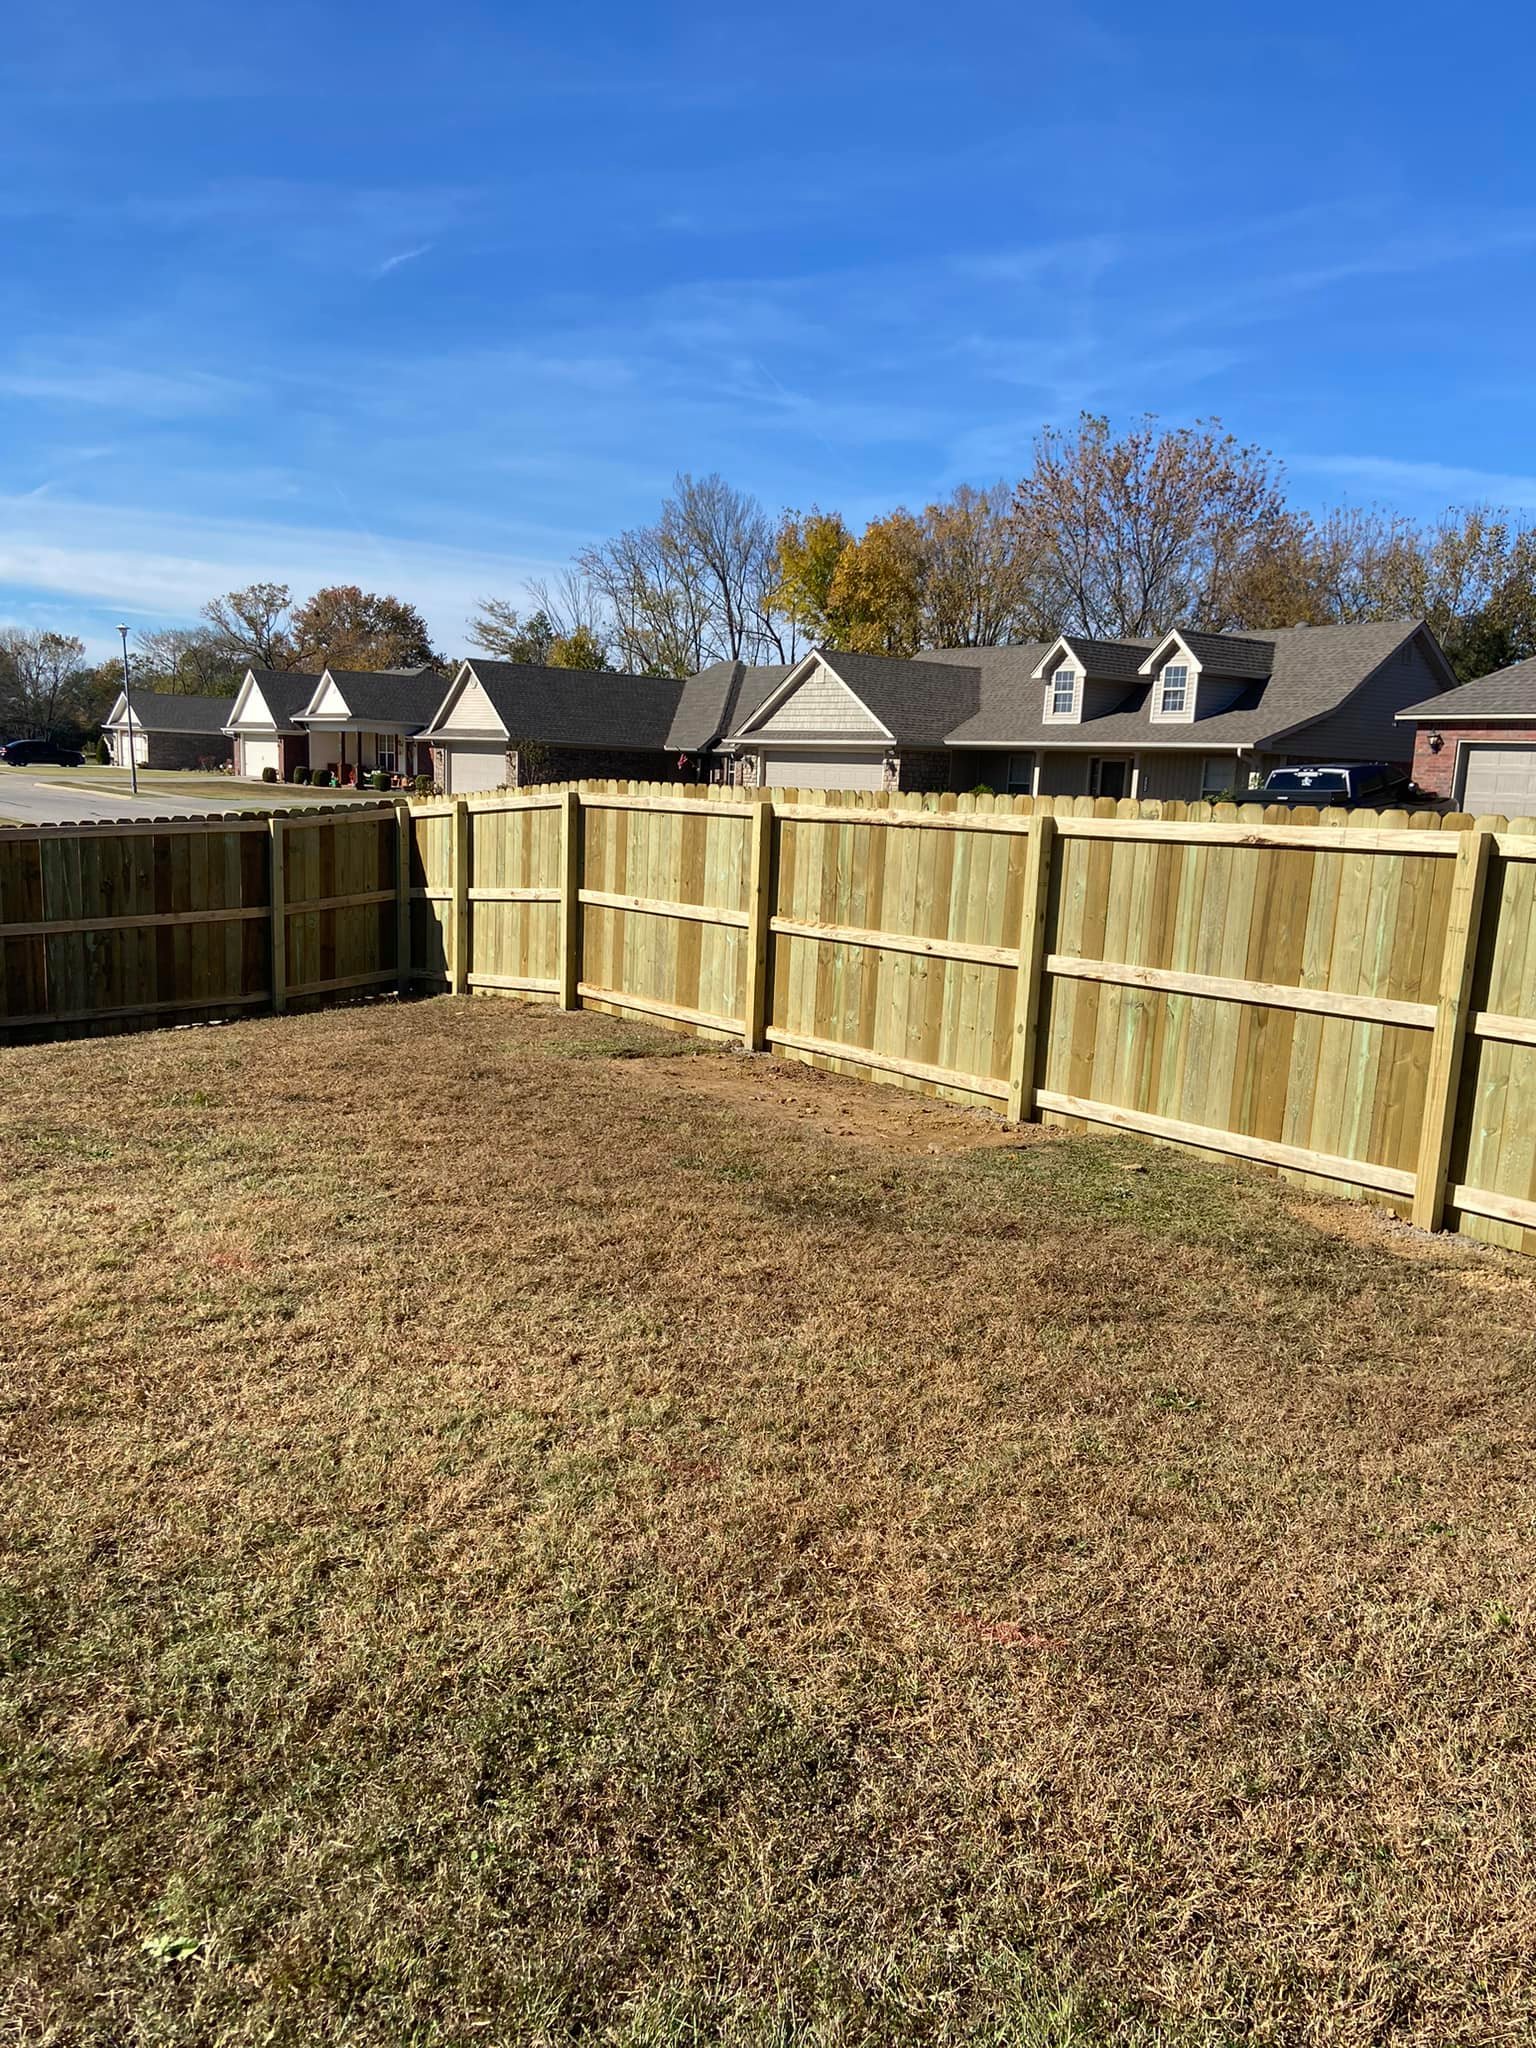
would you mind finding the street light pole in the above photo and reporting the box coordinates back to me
[117,624,138,796]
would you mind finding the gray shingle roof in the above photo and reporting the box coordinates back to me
[307,668,446,729]
[440,658,799,756]
[242,668,322,728]
[668,660,793,751]
[1397,654,1536,721]
[943,621,1427,749]
[451,662,693,751]
[725,649,981,748]
[1164,630,1277,680]
[1054,636,1150,681]
[113,691,236,733]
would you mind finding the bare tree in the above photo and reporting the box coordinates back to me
[0,629,91,737]
[134,626,245,695]
[577,474,787,676]
[1014,415,1291,639]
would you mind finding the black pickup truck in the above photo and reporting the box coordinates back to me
[1255,763,1414,808]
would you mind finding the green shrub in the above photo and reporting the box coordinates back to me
[95,736,111,765]
[261,765,278,783]
[369,770,391,791]
[414,773,434,797]
[311,768,333,788]
[291,764,311,785]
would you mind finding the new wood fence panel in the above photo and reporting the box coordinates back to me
[1450,822,1536,1249]
[467,801,560,994]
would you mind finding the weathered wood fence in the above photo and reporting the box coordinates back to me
[8,784,1536,1254]
[0,803,406,1033]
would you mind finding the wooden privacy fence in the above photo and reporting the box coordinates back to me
[407,784,1536,1255]
[9,783,1536,1255]
[0,803,407,1034]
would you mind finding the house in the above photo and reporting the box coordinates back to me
[103,691,236,770]
[721,648,980,790]
[421,618,1454,801]
[931,620,1457,800]
[295,667,442,781]
[1396,653,1536,812]
[422,658,791,795]
[224,668,323,779]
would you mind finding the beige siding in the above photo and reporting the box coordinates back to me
[755,747,885,790]
[750,661,886,738]
[437,671,509,737]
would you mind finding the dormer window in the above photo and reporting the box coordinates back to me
[1051,668,1078,716]
[1160,664,1189,715]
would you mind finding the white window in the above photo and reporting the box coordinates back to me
[377,736,397,773]
[1051,668,1077,716]
[1005,751,1036,794]
[1201,756,1232,799]
[1160,664,1189,715]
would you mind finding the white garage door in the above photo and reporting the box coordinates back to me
[239,737,279,779]
[757,749,885,792]
[1461,745,1536,818]
[444,743,509,795]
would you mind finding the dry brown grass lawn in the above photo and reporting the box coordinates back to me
[4,995,1536,2046]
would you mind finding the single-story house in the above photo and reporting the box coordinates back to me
[1396,653,1536,813]
[295,667,443,781]
[103,691,236,770]
[419,618,1456,800]
[422,658,791,795]
[928,619,1456,801]
[224,668,322,779]
[715,620,1454,798]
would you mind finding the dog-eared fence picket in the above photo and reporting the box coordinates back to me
[7,782,1536,1253]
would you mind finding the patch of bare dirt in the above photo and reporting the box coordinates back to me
[615,1043,1051,1156]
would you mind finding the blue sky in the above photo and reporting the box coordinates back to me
[3,0,1535,658]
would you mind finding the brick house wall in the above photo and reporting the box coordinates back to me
[889,749,955,792]
[1408,724,1536,800]
[514,744,703,787]
[146,730,234,770]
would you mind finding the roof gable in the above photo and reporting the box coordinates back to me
[734,654,892,742]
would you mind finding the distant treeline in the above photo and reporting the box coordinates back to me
[6,415,1533,739]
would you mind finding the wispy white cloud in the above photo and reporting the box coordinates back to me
[1289,453,1536,509]
[0,362,249,416]
[0,493,571,654]
[375,245,432,278]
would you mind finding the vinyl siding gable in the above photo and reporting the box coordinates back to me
[748,660,888,738]
[437,671,510,738]
[1281,635,1448,765]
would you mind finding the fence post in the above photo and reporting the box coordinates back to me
[1005,813,1056,1123]
[395,800,412,995]
[557,789,581,1009]
[450,797,470,996]
[268,815,287,1014]
[1412,823,1493,1231]
[742,794,774,1049]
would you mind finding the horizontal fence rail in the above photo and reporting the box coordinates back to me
[0,802,405,1035]
[10,779,1536,1258]
[402,781,1536,1257]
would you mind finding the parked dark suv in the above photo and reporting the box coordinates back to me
[0,738,88,767]
[1256,763,1413,808]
